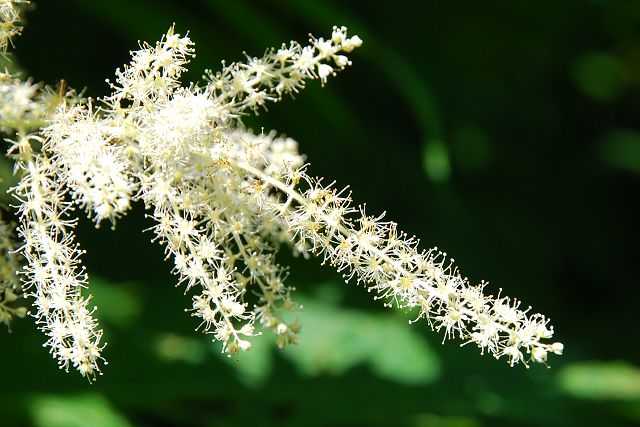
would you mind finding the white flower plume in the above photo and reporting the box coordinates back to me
[7,24,561,379]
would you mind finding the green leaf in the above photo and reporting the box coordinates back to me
[370,318,441,385]
[451,125,492,173]
[597,129,640,175]
[422,140,451,183]
[88,277,142,329]
[557,360,640,400]
[29,393,132,427]
[281,285,441,384]
[219,330,273,387]
[571,52,628,101]
[414,413,482,427]
[154,332,207,364]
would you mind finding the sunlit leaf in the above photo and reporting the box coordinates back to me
[155,333,207,364]
[88,277,141,329]
[557,360,640,400]
[281,286,441,384]
[29,394,132,427]
[423,139,451,183]
[369,318,441,385]
[219,330,273,387]
[414,413,482,427]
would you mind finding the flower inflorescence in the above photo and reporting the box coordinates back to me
[0,0,26,52]
[0,17,562,380]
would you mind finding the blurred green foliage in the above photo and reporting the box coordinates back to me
[572,51,629,101]
[597,128,640,174]
[558,361,640,401]
[1,0,639,426]
[29,394,133,427]
[279,286,440,384]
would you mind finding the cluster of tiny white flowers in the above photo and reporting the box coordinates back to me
[11,134,105,377]
[6,26,360,376]
[205,27,362,114]
[0,14,74,331]
[0,11,105,374]
[0,73,67,135]
[45,103,134,226]
[236,162,564,365]
[1,20,562,380]
[0,0,25,52]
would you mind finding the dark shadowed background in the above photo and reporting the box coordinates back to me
[1,0,639,426]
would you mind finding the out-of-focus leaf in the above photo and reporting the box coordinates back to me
[155,333,207,364]
[219,329,273,387]
[0,156,17,203]
[281,285,441,385]
[370,318,440,384]
[0,53,23,74]
[451,125,492,173]
[414,413,482,427]
[571,52,628,101]
[88,277,141,329]
[283,299,373,376]
[29,393,132,427]
[423,139,451,183]
[557,360,640,400]
[597,129,640,174]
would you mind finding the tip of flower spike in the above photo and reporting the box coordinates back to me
[202,25,361,115]
[342,35,363,53]
[551,342,564,355]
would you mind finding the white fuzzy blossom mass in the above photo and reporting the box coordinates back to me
[0,18,562,380]
[0,0,24,52]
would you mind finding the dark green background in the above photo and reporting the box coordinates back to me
[1,1,639,426]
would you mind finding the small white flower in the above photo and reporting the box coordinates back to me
[532,346,548,363]
[317,63,334,83]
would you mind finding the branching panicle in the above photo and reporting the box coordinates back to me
[1,19,562,380]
